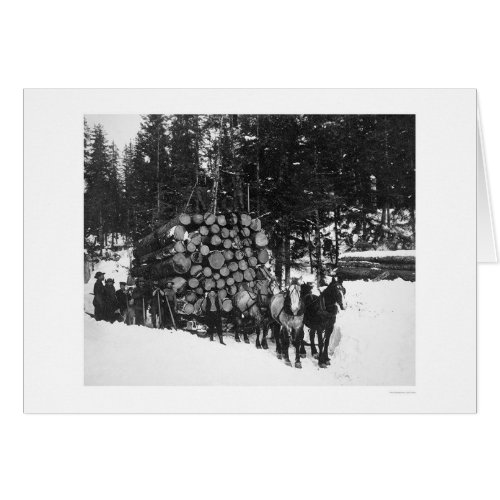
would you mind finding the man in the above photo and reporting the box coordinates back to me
[116,282,129,323]
[103,278,119,323]
[162,280,177,329]
[205,289,225,345]
[92,272,106,321]
[150,279,165,328]
[131,278,148,326]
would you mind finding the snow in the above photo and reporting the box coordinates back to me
[85,251,415,385]
[340,249,415,259]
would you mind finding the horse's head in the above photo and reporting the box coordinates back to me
[287,279,303,316]
[269,279,281,295]
[322,275,345,312]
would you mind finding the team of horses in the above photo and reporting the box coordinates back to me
[232,275,345,369]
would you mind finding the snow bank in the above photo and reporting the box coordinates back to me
[340,249,415,259]
[85,260,415,386]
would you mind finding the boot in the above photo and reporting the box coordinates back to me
[218,334,226,345]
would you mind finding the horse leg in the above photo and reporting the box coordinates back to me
[234,316,241,342]
[324,321,334,365]
[274,324,282,359]
[282,327,291,366]
[255,325,261,349]
[243,327,250,344]
[299,332,307,359]
[310,328,318,358]
[261,321,269,350]
[318,329,327,368]
[294,333,303,369]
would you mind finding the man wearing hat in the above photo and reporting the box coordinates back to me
[131,277,149,326]
[162,280,177,329]
[92,271,106,321]
[116,281,130,323]
[204,289,225,345]
[150,279,165,328]
[103,278,119,323]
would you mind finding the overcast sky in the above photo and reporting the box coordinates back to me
[85,114,143,150]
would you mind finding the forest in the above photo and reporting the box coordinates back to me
[84,114,415,285]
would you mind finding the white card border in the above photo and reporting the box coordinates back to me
[23,89,477,413]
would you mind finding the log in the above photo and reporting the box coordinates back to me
[238,260,248,271]
[192,213,204,225]
[194,298,204,315]
[248,268,256,280]
[223,238,232,249]
[200,245,210,256]
[138,240,177,264]
[186,242,197,253]
[208,251,225,270]
[218,289,227,300]
[220,266,230,277]
[229,229,238,238]
[253,231,269,248]
[244,247,253,258]
[196,287,204,296]
[233,271,243,283]
[217,214,227,227]
[243,269,253,282]
[174,225,186,241]
[190,264,203,276]
[226,277,235,286]
[161,276,186,293]
[203,278,215,291]
[179,213,191,226]
[248,256,258,267]
[183,303,195,315]
[235,250,244,261]
[210,234,222,247]
[240,227,251,237]
[210,224,220,235]
[149,253,191,278]
[222,299,233,313]
[174,241,185,253]
[186,291,197,303]
[204,212,216,225]
[229,213,238,226]
[242,238,252,247]
[257,248,269,264]
[250,218,261,232]
[228,261,239,272]
[134,215,184,257]
[232,235,242,248]
[240,213,252,226]
[203,267,212,277]
[227,284,237,296]
[216,278,225,289]
[223,249,234,261]
[188,232,202,246]
[220,227,230,238]
[199,225,209,236]
[213,273,220,280]
[188,278,199,289]
[191,251,203,264]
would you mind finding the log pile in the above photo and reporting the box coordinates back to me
[130,212,271,315]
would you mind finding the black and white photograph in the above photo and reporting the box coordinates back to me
[84,113,416,385]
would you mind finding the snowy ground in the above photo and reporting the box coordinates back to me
[84,252,415,386]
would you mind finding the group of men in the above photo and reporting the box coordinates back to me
[92,272,178,328]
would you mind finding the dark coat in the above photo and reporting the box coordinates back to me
[116,289,128,313]
[93,279,106,320]
[131,286,149,311]
[103,284,119,321]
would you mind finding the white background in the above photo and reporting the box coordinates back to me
[3,1,500,499]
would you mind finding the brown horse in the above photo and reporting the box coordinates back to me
[302,277,345,368]
[270,279,305,368]
[232,280,274,348]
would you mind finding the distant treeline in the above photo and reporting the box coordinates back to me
[84,114,415,284]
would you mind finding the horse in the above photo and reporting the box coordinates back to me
[232,280,274,348]
[270,279,305,368]
[302,277,345,368]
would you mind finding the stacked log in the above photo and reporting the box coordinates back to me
[130,212,271,315]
